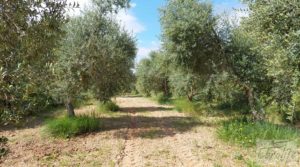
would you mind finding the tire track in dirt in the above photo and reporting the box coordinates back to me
[116,107,138,167]
[155,111,200,166]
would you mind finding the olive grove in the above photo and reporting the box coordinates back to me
[136,0,300,122]
[0,0,136,123]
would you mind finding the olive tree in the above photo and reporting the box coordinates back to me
[160,0,225,101]
[225,29,273,119]
[136,51,171,97]
[56,0,136,116]
[0,0,68,124]
[160,0,224,75]
[227,0,300,121]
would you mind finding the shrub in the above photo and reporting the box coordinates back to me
[173,98,203,115]
[96,101,119,113]
[154,92,171,104]
[217,118,300,147]
[45,116,101,138]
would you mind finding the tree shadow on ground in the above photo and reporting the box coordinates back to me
[120,106,173,113]
[98,115,204,139]
[0,106,66,132]
[1,104,215,140]
[119,95,143,98]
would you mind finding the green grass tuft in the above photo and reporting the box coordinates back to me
[45,116,101,138]
[173,98,203,115]
[153,92,172,104]
[217,118,300,147]
[244,159,262,167]
[96,101,119,113]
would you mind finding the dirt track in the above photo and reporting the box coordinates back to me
[115,97,248,167]
[0,97,250,167]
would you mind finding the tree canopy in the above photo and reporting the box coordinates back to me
[0,0,136,123]
[0,0,68,123]
[135,0,300,122]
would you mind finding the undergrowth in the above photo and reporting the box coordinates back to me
[173,98,204,115]
[153,92,172,104]
[45,116,101,138]
[96,101,120,113]
[217,118,300,147]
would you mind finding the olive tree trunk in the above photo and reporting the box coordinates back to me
[66,97,75,117]
[245,86,265,120]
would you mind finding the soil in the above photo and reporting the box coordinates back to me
[0,97,253,167]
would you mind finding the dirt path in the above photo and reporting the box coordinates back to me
[114,97,246,167]
[0,97,249,167]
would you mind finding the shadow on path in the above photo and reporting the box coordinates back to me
[99,115,202,139]
[120,106,173,113]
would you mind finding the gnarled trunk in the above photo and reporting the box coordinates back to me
[187,85,194,102]
[245,86,265,120]
[187,94,193,102]
[66,97,75,117]
[163,79,169,96]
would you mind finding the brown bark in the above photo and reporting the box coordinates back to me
[187,95,193,102]
[163,79,169,97]
[245,87,255,113]
[244,86,264,120]
[66,97,75,117]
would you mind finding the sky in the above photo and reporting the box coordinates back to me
[67,0,248,63]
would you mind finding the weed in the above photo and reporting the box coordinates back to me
[173,98,204,115]
[96,101,119,113]
[217,118,300,147]
[153,92,172,104]
[45,116,102,138]
[244,159,262,167]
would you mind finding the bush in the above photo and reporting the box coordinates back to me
[96,101,119,113]
[45,116,101,138]
[173,98,203,115]
[154,92,171,104]
[217,118,300,147]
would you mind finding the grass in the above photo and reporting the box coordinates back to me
[217,118,300,147]
[173,98,204,115]
[45,116,102,138]
[244,160,262,167]
[96,101,120,113]
[152,92,172,104]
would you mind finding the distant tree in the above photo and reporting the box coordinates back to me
[136,51,171,97]
[159,0,226,103]
[169,69,203,101]
[136,58,152,96]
